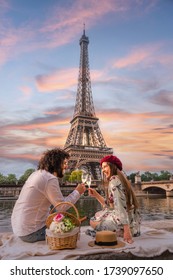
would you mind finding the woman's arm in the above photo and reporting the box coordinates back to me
[123,224,133,243]
[88,188,105,207]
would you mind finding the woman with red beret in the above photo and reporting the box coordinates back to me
[88,155,141,244]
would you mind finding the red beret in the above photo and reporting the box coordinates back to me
[100,155,123,171]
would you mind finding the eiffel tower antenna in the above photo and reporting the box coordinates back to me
[64,29,113,182]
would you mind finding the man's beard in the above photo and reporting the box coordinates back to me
[58,171,64,178]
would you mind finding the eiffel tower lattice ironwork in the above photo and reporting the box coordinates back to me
[64,29,113,181]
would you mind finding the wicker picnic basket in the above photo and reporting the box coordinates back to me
[46,201,81,250]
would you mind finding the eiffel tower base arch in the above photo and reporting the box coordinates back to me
[65,146,113,184]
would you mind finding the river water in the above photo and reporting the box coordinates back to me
[0,196,173,232]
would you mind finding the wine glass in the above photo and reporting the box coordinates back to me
[81,171,88,184]
[86,174,92,188]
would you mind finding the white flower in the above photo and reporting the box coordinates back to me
[49,215,75,234]
[50,221,58,232]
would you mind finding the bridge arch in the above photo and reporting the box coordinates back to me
[140,180,173,197]
[141,186,166,195]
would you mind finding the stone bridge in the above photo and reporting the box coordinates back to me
[136,180,173,197]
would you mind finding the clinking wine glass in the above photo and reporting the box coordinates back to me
[81,171,88,184]
[86,174,92,188]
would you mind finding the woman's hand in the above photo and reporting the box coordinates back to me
[90,219,100,229]
[75,183,86,195]
[123,224,134,244]
[88,187,98,198]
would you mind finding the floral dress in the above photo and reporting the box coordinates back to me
[91,175,141,237]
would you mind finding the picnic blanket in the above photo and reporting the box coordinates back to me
[0,221,173,260]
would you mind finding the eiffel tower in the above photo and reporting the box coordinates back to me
[64,28,113,181]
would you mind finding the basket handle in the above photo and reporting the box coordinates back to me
[50,201,79,219]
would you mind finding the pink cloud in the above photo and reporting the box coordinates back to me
[36,68,103,93]
[19,86,33,100]
[0,32,20,65]
[112,42,173,71]
[1,104,172,172]
[41,0,129,33]
[96,109,173,160]
[36,68,78,92]
[0,0,156,65]
[7,120,68,130]
[2,0,124,65]
[113,44,161,68]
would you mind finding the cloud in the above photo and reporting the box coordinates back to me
[36,68,78,92]
[35,67,105,93]
[0,0,159,67]
[95,108,173,165]
[0,102,172,174]
[109,42,173,98]
[113,44,161,69]
[150,90,173,107]
[0,104,73,153]
[1,0,172,176]
[1,107,71,131]
[19,86,33,101]
[112,42,173,71]
[1,0,123,66]
[41,0,129,33]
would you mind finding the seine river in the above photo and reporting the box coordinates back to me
[0,196,173,232]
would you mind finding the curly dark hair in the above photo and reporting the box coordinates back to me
[37,148,70,178]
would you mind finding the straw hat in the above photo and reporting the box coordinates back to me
[88,231,125,249]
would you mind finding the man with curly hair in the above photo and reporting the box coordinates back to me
[11,148,86,243]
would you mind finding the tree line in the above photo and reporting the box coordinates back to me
[0,169,172,185]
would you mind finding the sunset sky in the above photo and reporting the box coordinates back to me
[0,0,173,178]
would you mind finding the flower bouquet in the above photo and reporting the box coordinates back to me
[46,202,81,250]
[49,213,75,234]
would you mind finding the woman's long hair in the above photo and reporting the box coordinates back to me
[37,148,69,178]
[107,162,139,209]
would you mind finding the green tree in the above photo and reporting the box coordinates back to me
[62,171,71,183]
[6,174,18,184]
[140,170,172,182]
[69,170,82,183]
[150,172,159,181]
[0,173,7,184]
[18,168,35,185]
[158,170,172,180]
[141,171,154,182]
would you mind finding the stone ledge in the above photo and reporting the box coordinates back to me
[77,250,173,260]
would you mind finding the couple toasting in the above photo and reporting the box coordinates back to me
[11,148,140,244]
